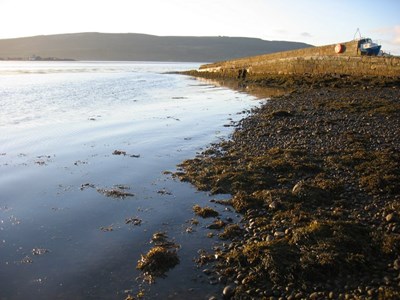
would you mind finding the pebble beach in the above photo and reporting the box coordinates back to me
[176,74,400,299]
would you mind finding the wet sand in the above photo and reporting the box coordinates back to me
[176,74,400,299]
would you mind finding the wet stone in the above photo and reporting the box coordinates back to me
[394,258,400,270]
[223,285,235,299]
[203,268,212,275]
[273,231,285,238]
[386,213,396,222]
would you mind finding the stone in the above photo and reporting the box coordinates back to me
[386,213,395,222]
[266,234,274,242]
[203,268,212,275]
[223,285,235,299]
[394,258,400,270]
[236,273,245,281]
[274,231,285,238]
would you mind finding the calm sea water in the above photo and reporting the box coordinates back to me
[0,61,262,299]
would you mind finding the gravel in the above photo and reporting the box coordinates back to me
[177,75,400,299]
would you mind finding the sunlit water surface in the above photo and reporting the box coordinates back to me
[0,61,263,299]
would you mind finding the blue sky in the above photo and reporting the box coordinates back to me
[1,0,399,54]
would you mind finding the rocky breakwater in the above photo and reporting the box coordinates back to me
[175,75,400,299]
[193,39,400,78]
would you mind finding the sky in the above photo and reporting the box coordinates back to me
[0,0,399,55]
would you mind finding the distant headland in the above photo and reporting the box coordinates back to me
[0,32,312,62]
[0,55,75,61]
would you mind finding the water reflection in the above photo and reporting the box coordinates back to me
[195,77,291,99]
[0,64,260,299]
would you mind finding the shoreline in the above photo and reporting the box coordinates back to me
[176,74,400,299]
[0,63,260,300]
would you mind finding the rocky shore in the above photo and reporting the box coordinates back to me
[175,73,400,299]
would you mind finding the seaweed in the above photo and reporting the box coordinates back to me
[192,205,219,218]
[137,232,180,283]
[136,246,179,283]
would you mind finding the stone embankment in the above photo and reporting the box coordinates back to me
[197,40,400,78]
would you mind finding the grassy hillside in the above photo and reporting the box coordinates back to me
[0,32,313,62]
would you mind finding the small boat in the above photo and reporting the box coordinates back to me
[358,38,381,56]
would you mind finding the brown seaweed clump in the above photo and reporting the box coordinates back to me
[219,224,243,240]
[136,232,180,283]
[193,205,219,218]
[262,220,376,285]
[136,246,179,283]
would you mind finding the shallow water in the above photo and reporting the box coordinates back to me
[0,61,263,299]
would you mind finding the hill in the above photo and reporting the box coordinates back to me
[0,32,312,62]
